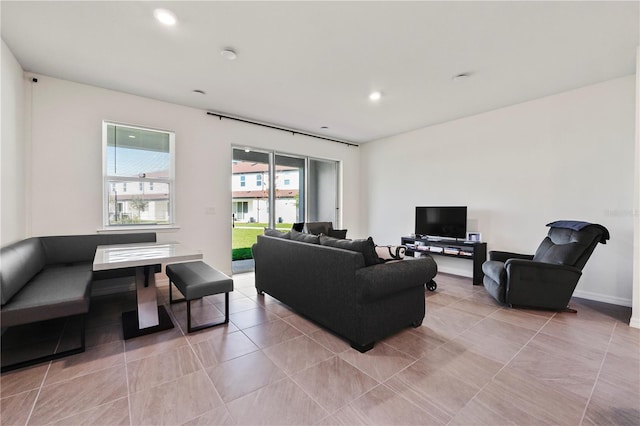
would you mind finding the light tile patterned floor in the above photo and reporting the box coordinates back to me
[1,272,639,425]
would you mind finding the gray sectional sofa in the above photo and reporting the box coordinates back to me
[0,232,157,371]
[252,233,437,352]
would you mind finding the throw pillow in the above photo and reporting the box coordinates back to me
[319,235,380,266]
[291,222,304,232]
[375,245,406,261]
[264,228,291,239]
[327,228,348,239]
[291,229,320,244]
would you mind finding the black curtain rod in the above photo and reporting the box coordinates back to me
[206,111,359,147]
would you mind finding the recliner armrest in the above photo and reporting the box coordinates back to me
[489,251,533,262]
[504,259,582,310]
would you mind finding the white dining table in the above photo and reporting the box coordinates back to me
[93,242,202,339]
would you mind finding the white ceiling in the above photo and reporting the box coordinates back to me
[2,1,638,144]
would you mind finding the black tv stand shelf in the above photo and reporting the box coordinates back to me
[401,237,487,285]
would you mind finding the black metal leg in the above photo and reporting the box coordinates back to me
[1,314,87,373]
[187,292,230,333]
[187,299,192,332]
[169,280,186,304]
[225,292,229,323]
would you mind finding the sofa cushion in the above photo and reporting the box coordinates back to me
[291,230,320,244]
[319,236,380,266]
[0,264,92,326]
[292,222,304,232]
[1,238,46,306]
[264,228,291,239]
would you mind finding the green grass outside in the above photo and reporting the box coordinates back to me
[232,222,292,260]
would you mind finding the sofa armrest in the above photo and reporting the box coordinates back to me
[504,259,582,309]
[489,251,533,262]
[356,258,436,302]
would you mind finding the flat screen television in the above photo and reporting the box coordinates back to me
[415,206,467,239]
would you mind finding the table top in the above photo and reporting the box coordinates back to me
[93,242,203,271]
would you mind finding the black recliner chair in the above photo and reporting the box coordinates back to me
[482,221,609,311]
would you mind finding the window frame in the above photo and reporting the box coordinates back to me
[102,121,176,228]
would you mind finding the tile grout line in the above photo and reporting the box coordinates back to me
[22,314,72,424]
[378,302,506,423]
[578,321,617,425]
[444,311,558,425]
[166,298,234,424]
[23,360,52,426]
[122,329,133,426]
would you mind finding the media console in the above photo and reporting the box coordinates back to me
[401,237,487,285]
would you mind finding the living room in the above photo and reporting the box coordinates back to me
[1,1,639,425]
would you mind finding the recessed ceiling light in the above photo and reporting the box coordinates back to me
[452,73,471,82]
[128,135,136,139]
[320,126,329,129]
[369,91,382,101]
[193,89,206,95]
[221,49,237,61]
[154,9,177,26]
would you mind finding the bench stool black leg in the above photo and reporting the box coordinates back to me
[169,280,187,304]
[187,292,230,333]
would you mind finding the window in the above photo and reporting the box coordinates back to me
[103,122,175,226]
[240,175,246,187]
[256,174,262,187]
[284,178,290,185]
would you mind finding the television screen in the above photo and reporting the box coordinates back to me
[415,206,467,239]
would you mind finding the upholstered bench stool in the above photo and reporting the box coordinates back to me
[166,261,234,333]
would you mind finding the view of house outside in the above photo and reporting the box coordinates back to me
[105,123,173,226]
[232,159,301,260]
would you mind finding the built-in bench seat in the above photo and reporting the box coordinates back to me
[0,232,157,372]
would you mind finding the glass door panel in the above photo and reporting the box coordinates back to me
[274,154,305,230]
[307,158,338,224]
[232,149,270,262]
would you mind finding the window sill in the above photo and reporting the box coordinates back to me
[97,225,180,233]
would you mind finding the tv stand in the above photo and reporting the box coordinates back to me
[401,236,487,285]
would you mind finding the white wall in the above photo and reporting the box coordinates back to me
[631,47,640,328]
[26,75,361,276]
[362,76,636,306]
[1,40,27,245]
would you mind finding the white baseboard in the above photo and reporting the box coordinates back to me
[629,316,640,329]
[572,289,632,307]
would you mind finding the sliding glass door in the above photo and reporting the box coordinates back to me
[231,148,339,265]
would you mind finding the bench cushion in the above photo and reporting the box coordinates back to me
[0,264,92,327]
[1,238,46,306]
[166,261,233,300]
